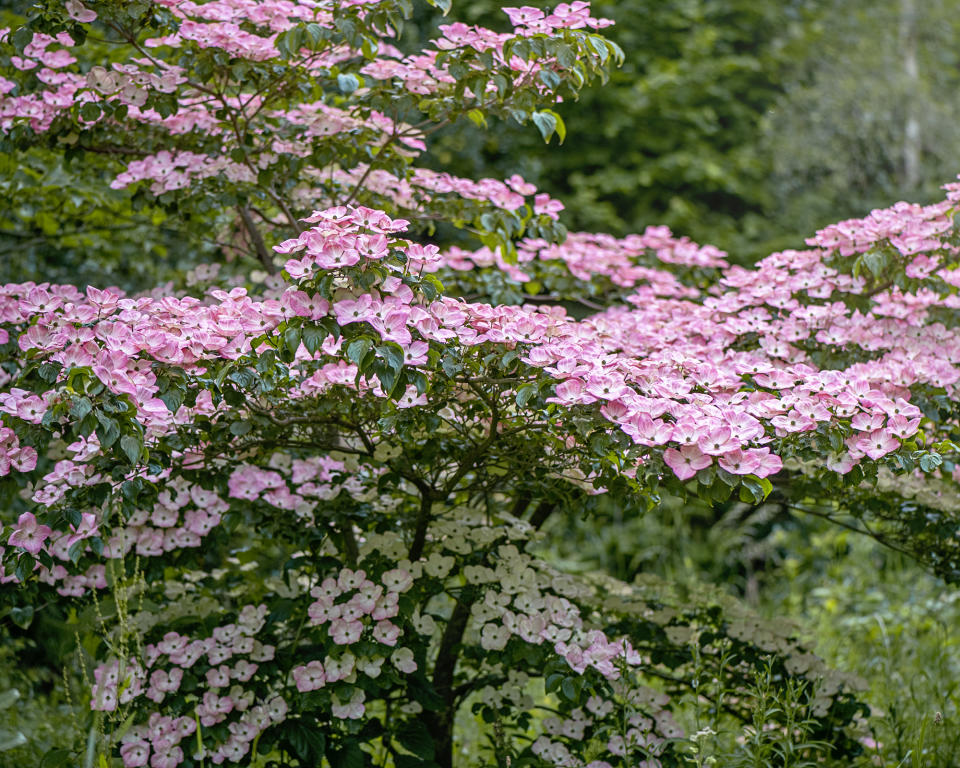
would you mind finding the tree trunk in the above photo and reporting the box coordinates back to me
[424,597,473,768]
[900,0,921,190]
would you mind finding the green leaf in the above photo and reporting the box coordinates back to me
[305,22,325,46]
[229,420,252,436]
[329,740,363,768]
[862,249,887,278]
[11,26,33,53]
[539,70,562,90]
[377,343,405,373]
[39,748,72,767]
[121,478,142,502]
[466,109,487,129]
[283,325,302,352]
[37,362,61,383]
[0,689,21,710]
[257,350,276,373]
[283,721,326,764]
[9,605,34,629]
[159,389,184,413]
[302,325,326,354]
[120,434,142,465]
[397,720,435,759]
[94,412,120,448]
[347,338,373,367]
[79,102,101,122]
[515,382,538,407]
[545,673,564,693]
[531,109,565,144]
[67,540,84,564]
[920,452,943,472]
[70,396,93,421]
[587,35,610,64]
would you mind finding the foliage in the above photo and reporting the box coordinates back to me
[1,2,960,768]
[764,0,960,240]
[415,0,819,263]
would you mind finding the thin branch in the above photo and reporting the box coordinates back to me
[782,502,916,559]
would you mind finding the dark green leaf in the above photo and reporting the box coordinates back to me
[397,720,434,760]
[120,434,142,465]
[10,605,34,629]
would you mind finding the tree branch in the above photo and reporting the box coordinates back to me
[238,205,276,273]
[528,500,556,530]
[408,491,435,562]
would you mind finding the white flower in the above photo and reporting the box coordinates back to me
[423,553,455,578]
[480,623,511,651]
[356,656,385,678]
[331,688,365,720]
[382,568,413,593]
[412,612,437,635]
[391,647,417,674]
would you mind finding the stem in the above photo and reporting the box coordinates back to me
[83,716,99,768]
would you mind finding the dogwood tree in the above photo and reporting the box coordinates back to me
[2,1,959,767]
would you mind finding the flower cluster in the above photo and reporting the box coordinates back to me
[92,606,282,766]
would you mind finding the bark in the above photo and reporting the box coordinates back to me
[237,204,276,273]
[424,597,474,768]
[900,0,921,189]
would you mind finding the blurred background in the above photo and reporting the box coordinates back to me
[413,0,960,264]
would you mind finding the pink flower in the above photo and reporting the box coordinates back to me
[373,620,401,646]
[329,619,363,645]
[856,429,900,460]
[886,415,921,439]
[120,741,150,768]
[8,512,52,555]
[503,6,545,27]
[826,453,856,474]
[231,660,258,682]
[697,426,740,456]
[331,689,365,720]
[66,511,98,548]
[308,598,341,625]
[280,289,329,320]
[65,0,97,22]
[717,449,759,475]
[292,660,326,692]
[205,665,231,688]
[585,374,627,400]
[663,445,712,481]
[11,446,37,472]
[396,385,428,409]
[382,568,413,592]
[547,378,594,406]
[743,448,782,478]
